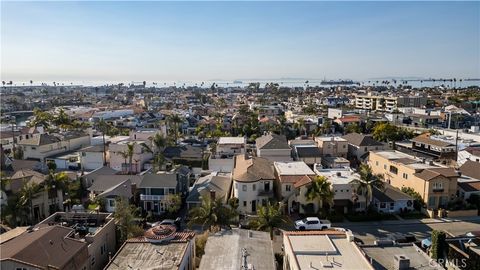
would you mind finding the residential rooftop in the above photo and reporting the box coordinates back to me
[105,241,189,270]
[314,167,359,185]
[199,229,275,270]
[284,231,373,270]
[361,243,443,270]
[218,136,245,145]
[274,161,315,175]
[37,212,114,239]
[315,136,348,142]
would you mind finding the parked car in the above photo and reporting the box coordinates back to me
[295,217,331,230]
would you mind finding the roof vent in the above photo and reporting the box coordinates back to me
[336,172,342,177]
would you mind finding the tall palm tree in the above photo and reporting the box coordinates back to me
[250,202,287,239]
[118,151,129,173]
[188,195,235,231]
[168,114,183,145]
[294,118,306,136]
[18,181,40,224]
[95,120,110,166]
[140,134,166,171]
[349,164,385,210]
[126,143,136,174]
[305,176,334,214]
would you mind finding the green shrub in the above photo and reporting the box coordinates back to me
[195,231,209,258]
[430,230,447,260]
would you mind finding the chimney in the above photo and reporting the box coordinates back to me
[210,190,216,200]
[394,255,410,270]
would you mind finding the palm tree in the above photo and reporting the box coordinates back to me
[54,108,71,130]
[188,195,235,231]
[294,118,306,136]
[250,202,287,239]
[305,176,334,214]
[118,151,129,173]
[126,142,136,173]
[140,133,166,171]
[18,181,40,224]
[95,120,110,166]
[349,164,385,210]
[168,114,183,145]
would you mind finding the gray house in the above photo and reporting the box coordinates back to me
[138,173,179,215]
[256,133,292,162]
[186,172,232,209]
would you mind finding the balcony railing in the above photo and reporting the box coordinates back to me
[258,190,273,197]
[432,188,444,193]
[140,194,165,201]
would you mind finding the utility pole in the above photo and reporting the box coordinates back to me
[10,116,16,158]
[455,129,459,164]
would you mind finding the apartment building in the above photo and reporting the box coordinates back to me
[369,150,459,210]
[355,94,426,112]
[411,134,457,160]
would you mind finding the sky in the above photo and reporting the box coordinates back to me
[1,1,479,84]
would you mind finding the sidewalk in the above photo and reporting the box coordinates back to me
[332,215,480,227]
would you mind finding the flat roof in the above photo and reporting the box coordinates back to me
[218,137,245,145]
[274,161,315,176]
[371,150,414,160]
[361,244,443,270]
[105,241,188,270]
[286,234,373,270]
[315,168,359,185]
[315,136,348,142]
[199,229,275,270]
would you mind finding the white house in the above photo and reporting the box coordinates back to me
[209,137,245,172]
[314,166,365,213]
[232,155,275,214]
[18,132,90,162]
[108,138,153,173]
[79,145,106,171]
[273,161,316,214]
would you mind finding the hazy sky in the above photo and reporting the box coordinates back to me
[1,1,479,83]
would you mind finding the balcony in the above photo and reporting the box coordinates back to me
[432,188,444,193]
[140,194,165,201]
[258,190,273,197]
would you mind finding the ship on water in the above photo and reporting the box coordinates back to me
[320,79,356,85]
